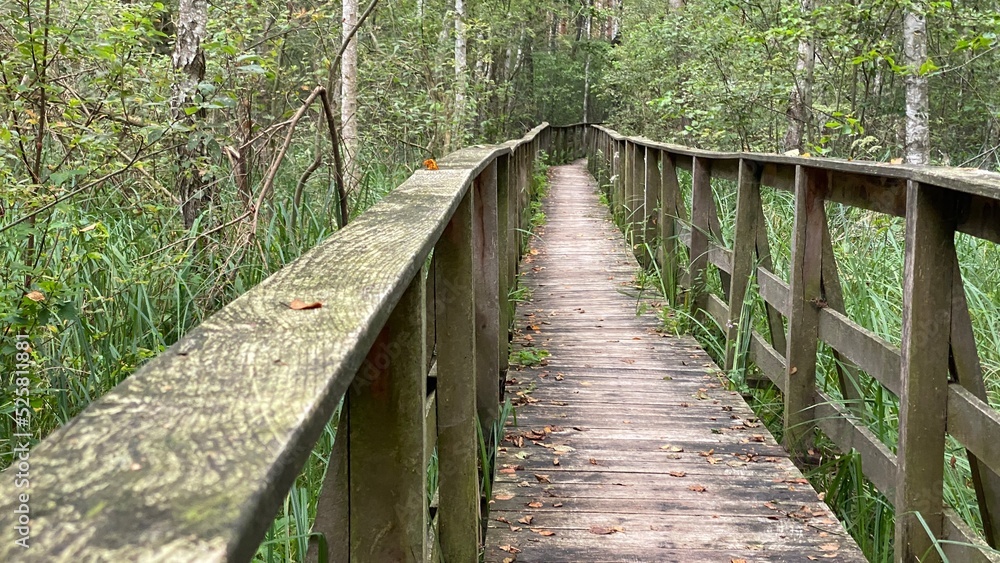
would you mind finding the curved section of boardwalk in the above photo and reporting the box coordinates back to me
[485,160,866,562]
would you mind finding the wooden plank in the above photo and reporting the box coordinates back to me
[944,508,1000,563]
[475,162,501,432]
[748,331,786,391]
[948,385,1000,477]
[783,166,827,455]
[756,267,789,317]
[486,158,866,562]
[348,270,428,561]
[590,124,1000,203]
[817,308,901,395]
[813,391,897,497]
[435,188,481,561]
[895,181,956,563]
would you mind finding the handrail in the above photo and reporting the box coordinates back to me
[580,123,1000,563]
[0,124,551,561]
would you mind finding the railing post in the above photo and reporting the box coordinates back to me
[435,187,480,561]
[895,180,955,563]
[349,269,428,560]
[497,154,512,377]
[474,162,501,431]
[726,159,761,371]
[688,156,713,318]
[784,165,826,455]
[630,141,644,249]
[659,150,681,302]
[640,145,658,267]
[306,270,428,563]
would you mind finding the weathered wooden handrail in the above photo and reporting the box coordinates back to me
[0,124,551,561]
[577,122,1000,563]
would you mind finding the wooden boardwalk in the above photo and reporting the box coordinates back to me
[484,160,867,562]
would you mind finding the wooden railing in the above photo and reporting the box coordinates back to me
[0,124,552,561]
[576,123,1000,563]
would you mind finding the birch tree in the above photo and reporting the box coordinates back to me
[783,0,815,152]
[342,0,361,192]
[171,0,209,229]
[903,3,930,165]
[453,0,468,150]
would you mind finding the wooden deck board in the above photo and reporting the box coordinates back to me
[484,160,867,562]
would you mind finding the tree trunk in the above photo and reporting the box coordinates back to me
[453,0,467,151]
[342,0,361,192]
[782,0,815,153]
[171,0,209,229]
[903,6,930,165]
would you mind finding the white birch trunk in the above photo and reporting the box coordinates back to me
[342,0,360,192]
[904,6,930,165]
[171,0,209,229]
[453,0,467,150]
[782,0,815,152]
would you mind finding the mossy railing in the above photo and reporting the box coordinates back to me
[0,124,555,561]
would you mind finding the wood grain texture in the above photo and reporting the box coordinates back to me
[0,146,506,561]
[434,188,481,562]
[783,166,827,455]
[895,181,956,563]
[484,159,865,562]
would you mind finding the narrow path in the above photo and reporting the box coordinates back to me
[484,160,866,562]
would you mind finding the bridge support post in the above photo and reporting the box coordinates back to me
[435,187,481,562]
[497,155,512,379]
[307,269,429,563]
[784,165,826,456]
[895,180,955,563]
[474,161,501,433]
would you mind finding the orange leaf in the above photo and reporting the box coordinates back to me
[289,299,322,310]
[25,291,45,302]
[423,158,439,170]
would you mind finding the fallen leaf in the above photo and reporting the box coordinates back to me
[289,299,322,310]
[732,559,748,563]
[518,515,534,525]
[25,291,45,302]
[423,158,439,170]
[689,484,707,492]
[589,526,623,535]
[552,502,563,507]
[669,471,687,478]
[534,474,551,483]
[531,528,555,536]
[498,544,521,553]
[527,501,543,508]
[660,445,684,452]
[495,493,515,501]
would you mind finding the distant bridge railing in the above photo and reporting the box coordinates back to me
[0,124,558,561]
[572,122,1000,563]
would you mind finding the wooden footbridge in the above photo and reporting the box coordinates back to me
[2,123,1000,563]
